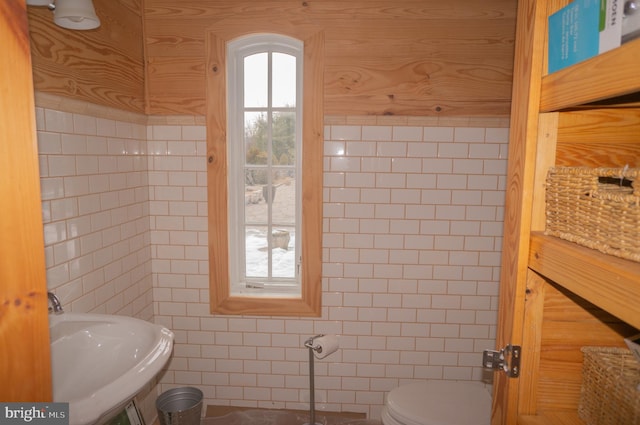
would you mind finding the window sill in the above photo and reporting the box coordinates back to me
[211,294,322,317]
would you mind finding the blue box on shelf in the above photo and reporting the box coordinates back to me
[548,0,622,73]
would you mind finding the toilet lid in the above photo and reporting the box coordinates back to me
[385,381,491,425]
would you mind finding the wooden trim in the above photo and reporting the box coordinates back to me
[0,0,51,401]
[206,18,324,317]
[517,270,547,415]
[206,32,231,314]
[493,0,549,423]
[530,112,558,232]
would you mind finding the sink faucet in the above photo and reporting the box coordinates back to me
[48,292,64,314]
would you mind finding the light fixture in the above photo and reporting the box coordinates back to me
[26,0,100,31]
[54,0,100,30]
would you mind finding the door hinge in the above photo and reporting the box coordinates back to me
[483,344,521,378]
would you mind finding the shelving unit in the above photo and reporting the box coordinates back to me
[493,1,640,424]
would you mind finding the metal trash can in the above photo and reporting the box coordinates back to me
[156,387,203,425]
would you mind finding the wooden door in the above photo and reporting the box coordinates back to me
[0,0,52,401]
[492,0,549,423]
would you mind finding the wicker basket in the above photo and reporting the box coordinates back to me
[545,167,640,262]
[579,347,640,425]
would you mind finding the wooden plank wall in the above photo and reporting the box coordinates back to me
[27,0,516,117]
[27,0,145,114]
[144,0,517,116]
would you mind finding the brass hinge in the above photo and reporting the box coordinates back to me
[483,344,521,378]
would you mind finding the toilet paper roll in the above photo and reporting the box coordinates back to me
[313,335,339,359]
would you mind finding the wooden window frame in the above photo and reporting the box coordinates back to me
[206,18,324,316]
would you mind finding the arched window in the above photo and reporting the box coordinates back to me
[227,34,303,296]
[206,23,323,316]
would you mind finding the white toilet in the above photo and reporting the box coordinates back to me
[381,381,492,425]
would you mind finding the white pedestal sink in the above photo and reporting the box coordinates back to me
[49,313,174,425]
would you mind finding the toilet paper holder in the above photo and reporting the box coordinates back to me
[303,334,326,425]
[304,334,325,353]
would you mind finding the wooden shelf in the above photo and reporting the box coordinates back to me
[528,232,640,330]
[540,38,640,112]
[519,411,584,425]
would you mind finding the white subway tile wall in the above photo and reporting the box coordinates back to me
[37,106,153,318]
[36,99,508,420]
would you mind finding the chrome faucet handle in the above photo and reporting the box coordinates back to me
[47,292,64,314]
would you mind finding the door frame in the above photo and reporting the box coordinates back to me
[0,0,52,402]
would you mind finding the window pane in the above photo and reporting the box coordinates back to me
[272,112,296,166]
[245,226,269,278]
[272,52,296,107]
[244,168,297,280]
[244,226,296,279]
[244,53,267,107]
[244,170,268,226]
[244,111,268,166]
[272,169,295,226]
[272,226,295,278]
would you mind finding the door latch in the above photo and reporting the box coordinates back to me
[483,344,521,377]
